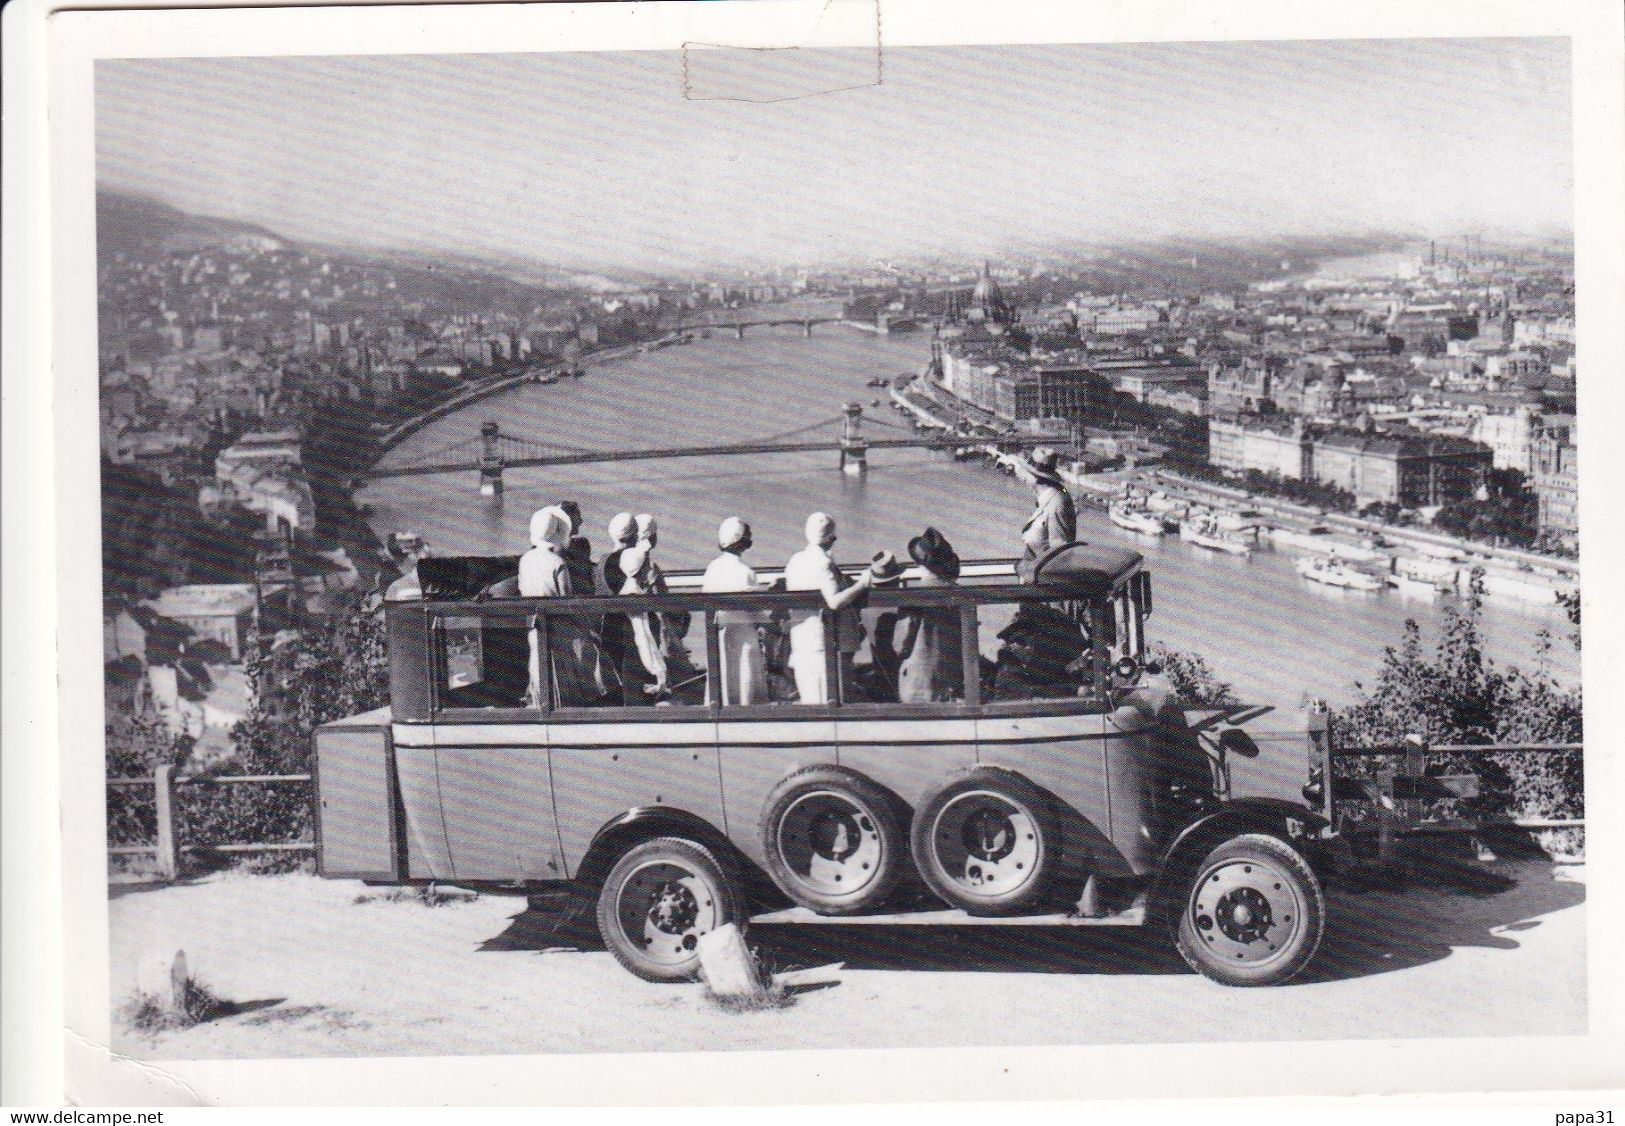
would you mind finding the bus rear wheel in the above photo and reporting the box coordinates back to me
[596,837,739,982]
[911,768,1059,914]
[1174,833,1324,987]
[761,766,908,915]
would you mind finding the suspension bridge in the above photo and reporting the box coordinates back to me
[364,403,1057,494]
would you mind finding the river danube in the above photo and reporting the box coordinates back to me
[359,324,1578,708]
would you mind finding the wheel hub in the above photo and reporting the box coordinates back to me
[647,882,699,935]
[931,790,1041,897]
[1190,859,1300,966]
[1215,887,1272,943]
[618,861,718,967]
[779,791,884,895]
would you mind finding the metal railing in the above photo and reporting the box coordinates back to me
[107,740,1583,878]
[107,765,314,879]
[1328,739,1583,860]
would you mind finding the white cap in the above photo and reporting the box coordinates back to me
[607,512,637,544]
[805,511,835,545]
[530,506,570,549]
[620,542,650,581]
[718,517,750,549]
[635,513,658,541]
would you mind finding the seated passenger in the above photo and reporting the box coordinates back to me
[521,506,613,707]
[784,512,873,704]
[850,551,907,702]
[990,601,1090,701]
[702,517,767,705]
[896,528,964,704]
[616,543,669,700]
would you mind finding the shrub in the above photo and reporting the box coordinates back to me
[1150,643,1239,707]
[1333,575,1582,823]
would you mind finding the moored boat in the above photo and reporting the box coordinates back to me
[1387,571,1442,599]
[1296,556,1383,591]
[1181,514,1252,556]
[1109,503,1166,536]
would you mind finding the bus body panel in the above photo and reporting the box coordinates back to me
[974,713,1135,876]
[550,719,724,877]
[834,717,979,809]
[717,718,837,873]
[391,726,455,879]
[314,711,398,880]
[433,740,563,881]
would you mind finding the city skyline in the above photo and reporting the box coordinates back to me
[97,38,1572,274]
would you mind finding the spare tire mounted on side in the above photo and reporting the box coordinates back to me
[759,765,909,915]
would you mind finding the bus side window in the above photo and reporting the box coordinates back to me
[437,615,529,710]
[846,600,965,705]
[554,605,712,709]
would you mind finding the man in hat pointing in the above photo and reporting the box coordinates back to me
[1013,446,1077,568]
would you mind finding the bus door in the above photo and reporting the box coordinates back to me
[427,607,564,881]
[546,604,725,876]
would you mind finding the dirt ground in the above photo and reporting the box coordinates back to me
[106,860,1587,1059]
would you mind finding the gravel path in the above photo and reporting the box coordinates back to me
[107,861,1586,1059]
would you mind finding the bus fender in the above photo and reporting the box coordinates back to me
[573,806,744,891]
[1148,799,1330,927]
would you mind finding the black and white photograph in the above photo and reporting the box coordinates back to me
[10,0,1625,1108]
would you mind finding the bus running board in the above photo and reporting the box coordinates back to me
[749,904,1147,927]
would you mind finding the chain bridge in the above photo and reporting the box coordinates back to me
[366,403,1056,494]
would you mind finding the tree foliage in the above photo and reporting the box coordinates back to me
[1150,643,1240,707]
[1333,575,1582,820]
[1431,467,1541,549]
[186,595,390,847]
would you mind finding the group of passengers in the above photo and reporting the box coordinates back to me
[383,444,1086,708]
[492,501,978,708]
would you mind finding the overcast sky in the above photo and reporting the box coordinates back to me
[96,39,1572,272]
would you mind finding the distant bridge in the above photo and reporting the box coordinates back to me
[660,317,846,339]
[364,405,1055,489]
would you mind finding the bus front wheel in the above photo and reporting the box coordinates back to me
[1174,833,1324,987]
[596,837,740,982]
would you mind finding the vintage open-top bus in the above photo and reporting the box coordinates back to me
[316,541,1355,986]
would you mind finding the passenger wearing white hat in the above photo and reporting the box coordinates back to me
[596,512,641,685]
[632,512,687,656]
[783,512,873,704]
[598,512,639,596]
[521,506,611,706]
[702,517,767,704]
[383,531,430,602]
[616,542,669,698]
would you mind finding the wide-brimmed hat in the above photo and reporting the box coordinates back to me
[869,550,907,585]
[1027,446,1065,487]
[908,527,961,580]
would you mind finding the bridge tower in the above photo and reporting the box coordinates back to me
[733,323,746,341]
[802,320,813,338]
[478,419,504,497]
[839,402,867,476]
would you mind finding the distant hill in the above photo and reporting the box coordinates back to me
[97,187,287,261]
